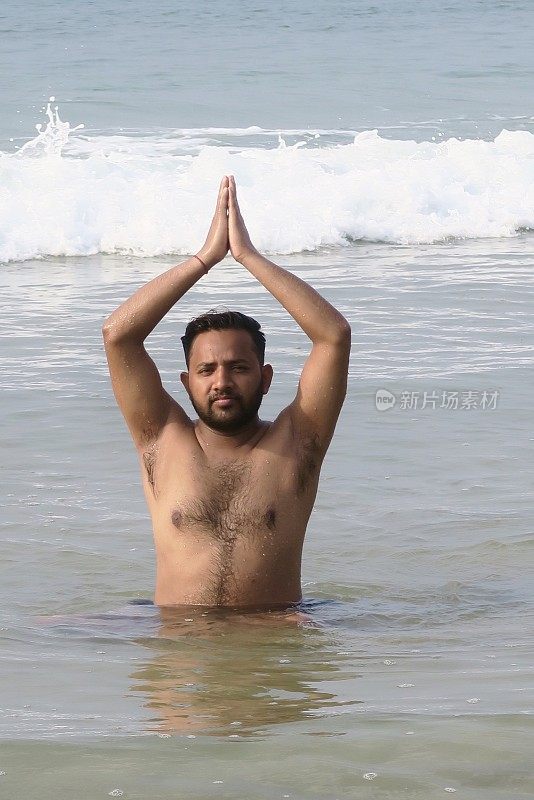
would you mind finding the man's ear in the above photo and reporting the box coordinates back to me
[180,371,190,394]
[261,363,273,395]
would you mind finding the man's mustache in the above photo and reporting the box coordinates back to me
[209,393,240,404]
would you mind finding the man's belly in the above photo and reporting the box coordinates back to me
[153,532,303,607]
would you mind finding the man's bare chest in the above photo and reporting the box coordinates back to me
[169,458,278,544]
[142,431,321,544]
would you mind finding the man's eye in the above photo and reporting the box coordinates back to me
[233,365,247,371]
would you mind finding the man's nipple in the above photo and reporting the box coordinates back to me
[171,509,183,529]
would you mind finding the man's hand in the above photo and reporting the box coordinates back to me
[196,176,230,269]
[228,175,258,263]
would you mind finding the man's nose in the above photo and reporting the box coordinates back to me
[212,366,233,391]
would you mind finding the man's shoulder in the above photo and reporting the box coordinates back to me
[256,408,291,446]
[258,408,322,458]
[135,400,194,455]
[256,411,322,497]
[166,399,194,428]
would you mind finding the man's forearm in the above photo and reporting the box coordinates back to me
[240,251,350,343]
[102,256,206,342]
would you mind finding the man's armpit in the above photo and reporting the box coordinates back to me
[141,439,159,498]
[295,432,321,496]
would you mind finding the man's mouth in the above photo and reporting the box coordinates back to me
[212,396,236,407]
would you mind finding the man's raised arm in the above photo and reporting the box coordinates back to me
[102,177,229,448]
[227,176,351,453]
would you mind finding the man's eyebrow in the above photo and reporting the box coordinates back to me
[196,358,251,368]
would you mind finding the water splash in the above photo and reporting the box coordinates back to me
[16,100,84,158]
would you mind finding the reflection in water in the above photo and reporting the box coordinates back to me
[129,605,362,737]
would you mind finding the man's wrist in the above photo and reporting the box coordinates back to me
[236,247,260,266]
[192,253,210,273]
[194,250,218,271]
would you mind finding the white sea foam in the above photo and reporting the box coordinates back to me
[1,105,533,263]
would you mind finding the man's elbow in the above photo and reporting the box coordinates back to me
[331,318,352,347]
[101,319,113,339]
[101,320,144,350]
[101,318,123,344]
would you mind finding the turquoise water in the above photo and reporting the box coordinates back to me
[1,2,533,798]
[1,0,533,140]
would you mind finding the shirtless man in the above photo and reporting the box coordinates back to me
[102,176,351,608]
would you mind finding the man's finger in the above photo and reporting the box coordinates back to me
[228,175,236,207]
[217,187,229,212]
[229,175,242,216]
[217,175,227,199]
[216,178,229,213]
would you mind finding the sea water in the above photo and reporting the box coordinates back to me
[1,1,533,799]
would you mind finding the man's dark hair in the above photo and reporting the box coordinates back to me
[181,309,266,367]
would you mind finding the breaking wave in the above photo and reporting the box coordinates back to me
[1,103,533,262]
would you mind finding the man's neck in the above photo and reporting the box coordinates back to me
[195,417,270,455]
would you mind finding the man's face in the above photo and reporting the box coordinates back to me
[181,329,272,433]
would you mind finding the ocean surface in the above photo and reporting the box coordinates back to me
[1,1,533,798]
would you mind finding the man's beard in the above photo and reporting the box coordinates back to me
[190,380,265,433]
